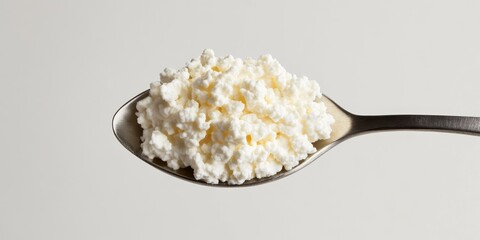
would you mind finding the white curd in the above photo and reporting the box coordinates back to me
[136,49,334,184]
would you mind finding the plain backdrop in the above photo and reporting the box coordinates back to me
[1,0,479,239]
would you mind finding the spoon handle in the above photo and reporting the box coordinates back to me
[356,115,480,136]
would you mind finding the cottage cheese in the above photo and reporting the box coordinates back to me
[136,49,334,184]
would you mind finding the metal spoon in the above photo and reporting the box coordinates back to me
[112,90,480,187]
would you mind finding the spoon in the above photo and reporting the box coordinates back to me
[112,90,480,187]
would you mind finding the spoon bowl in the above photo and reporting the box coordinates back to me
[113,90,480,187]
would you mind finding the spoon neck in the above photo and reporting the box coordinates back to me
[353,114,480,136]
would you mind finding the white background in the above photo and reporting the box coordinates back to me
[1,0,480,239]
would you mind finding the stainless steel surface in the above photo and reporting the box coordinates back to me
[112,90,480,187]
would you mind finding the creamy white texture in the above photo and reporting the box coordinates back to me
[136,49,334,184]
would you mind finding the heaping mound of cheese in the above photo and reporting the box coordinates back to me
[136,49,334,184]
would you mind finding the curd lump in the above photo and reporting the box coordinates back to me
[136,49,334,184]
